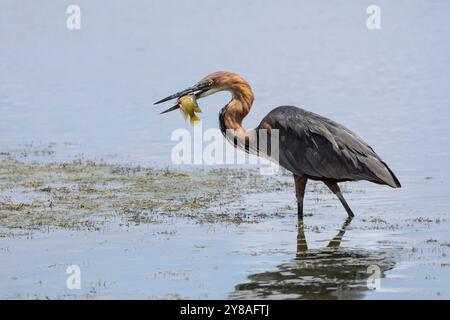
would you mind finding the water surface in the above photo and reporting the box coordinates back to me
[1,0,450,299]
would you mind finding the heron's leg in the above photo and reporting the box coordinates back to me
[294,175,308,220]
[324,182,355,217]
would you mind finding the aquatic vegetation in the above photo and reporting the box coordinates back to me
[0,155,290,234]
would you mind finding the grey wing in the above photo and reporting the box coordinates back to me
[260,106,401,188]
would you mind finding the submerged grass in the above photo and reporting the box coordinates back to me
[0,154,290,234]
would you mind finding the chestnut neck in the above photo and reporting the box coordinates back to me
[218,80,254,138]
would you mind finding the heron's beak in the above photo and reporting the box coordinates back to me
[159,104,180,114]
[154,82,211,114]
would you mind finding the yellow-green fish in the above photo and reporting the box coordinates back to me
[178,95,202,125]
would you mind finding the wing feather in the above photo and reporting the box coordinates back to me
[259,106,400,187]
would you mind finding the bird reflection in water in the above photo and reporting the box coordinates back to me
[232,217,395,300]
[296,216,353,255]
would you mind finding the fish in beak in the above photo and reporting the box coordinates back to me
[178,95,202,125]
[154,80,214,122]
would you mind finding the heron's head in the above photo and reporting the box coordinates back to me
[154,71,251,114]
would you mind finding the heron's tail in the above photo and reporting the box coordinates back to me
[365,157,401,188]
[382,161,401,188]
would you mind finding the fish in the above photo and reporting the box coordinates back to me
[178,94,202,125]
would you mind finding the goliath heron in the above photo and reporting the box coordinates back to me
[155,71,401,220]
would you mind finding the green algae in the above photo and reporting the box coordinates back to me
[0,155,290,233]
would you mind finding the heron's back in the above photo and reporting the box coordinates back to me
[259,106,401,188]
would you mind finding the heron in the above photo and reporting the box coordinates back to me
[155,71,401,220]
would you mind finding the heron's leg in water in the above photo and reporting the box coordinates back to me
[294,175,308,220]
[324,182,355,217]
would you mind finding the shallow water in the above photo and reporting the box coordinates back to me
[1,177,449,299]
[1,1,450,299]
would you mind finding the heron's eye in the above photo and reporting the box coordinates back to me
[208,80,214,86]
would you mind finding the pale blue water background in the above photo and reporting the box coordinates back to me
[1,0,450,299]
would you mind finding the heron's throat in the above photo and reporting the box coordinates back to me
[219,83,255,138]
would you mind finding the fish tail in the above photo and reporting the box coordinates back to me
[190,114,201,125]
